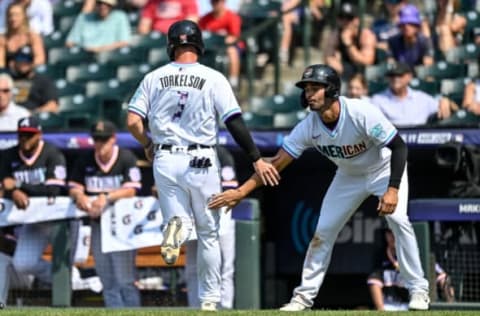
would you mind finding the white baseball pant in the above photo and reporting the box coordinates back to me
[291,165,429,307]
[153,146,222,304]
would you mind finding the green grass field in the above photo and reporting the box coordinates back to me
[1,309,480,316]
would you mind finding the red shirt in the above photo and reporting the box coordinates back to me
[199,10,244,49]
[141,0,199,34]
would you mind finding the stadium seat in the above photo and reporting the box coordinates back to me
[242,111,274,129]
[440,78,470,105]
[55,79,85,97]
[203,32,226,51]
[130,32,167,50]
[128,11,140,28]
[58,15,77,33]
[445,43,480,63]
[96,46,147,66]
[200,50,228,74]
[53,0,82,18]
[467,61,478,78]
[464,10,480,43]
[365,63,389,82]
[66,63,116,83]
[273,110,307,128]
[85,78,135,101]
[33,112,66,131]
[409,78,440,96]
[415,61,466,80]
[148,48,170,67]
[35,64,66,80]
[59,94,101,114]
[44,31,67,50]
[59,94,102,128]
[434,109,480,127]
[375,47,389,64]
[48,46,95,67]
[117,63,153,83]
[368,80,388,95]
[251,93,300,115]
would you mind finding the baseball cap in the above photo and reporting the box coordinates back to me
[13,46,33,63]
[96,0,117,6]
[90,120,116,138]
[17,116,42,133]
[338,2,357,19]
[398,4,421,26]
[386,62,413,76]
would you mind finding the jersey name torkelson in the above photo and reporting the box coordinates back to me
[316,141,367,159]
[158,74,206,90]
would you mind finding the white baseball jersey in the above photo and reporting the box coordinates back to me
[282,97,397,175]
[128,62,241,146]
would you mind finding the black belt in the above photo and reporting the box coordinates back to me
[155,144,213,151]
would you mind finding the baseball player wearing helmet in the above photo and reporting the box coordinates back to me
[126,20,279,311]
[209,64,430,311]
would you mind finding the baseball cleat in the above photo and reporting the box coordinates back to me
[279,301,310,311]
[161,216,183,265]
[408,292,430,310]
[200,301,217,311]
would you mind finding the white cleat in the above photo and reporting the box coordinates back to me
[408,292,430,310]
[160,216,183,265]
[279,301,310,311]
[201,301,217,311]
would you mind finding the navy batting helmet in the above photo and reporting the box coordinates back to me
[295,64,341,99]
[167,20,205,61]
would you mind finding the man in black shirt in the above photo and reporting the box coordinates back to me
[10,46,58,113]
[69,120,142,308]
[0,116,67,294]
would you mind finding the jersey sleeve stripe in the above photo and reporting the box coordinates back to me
[68,181,84,189]
[381,130,397,147]
[122,182,142,189]
[45,179,66,186]
[282,144,300,159]
[128,106,146,118]
[221,108,242,122]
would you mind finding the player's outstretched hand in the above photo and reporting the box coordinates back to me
[377,187,399,216]
[208,189,243,211]
[253,159,280,186]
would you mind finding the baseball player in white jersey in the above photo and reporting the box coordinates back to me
[126,20,279,311]
[208,64,430,311]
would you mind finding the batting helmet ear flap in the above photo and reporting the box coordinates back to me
[300,90,308,108]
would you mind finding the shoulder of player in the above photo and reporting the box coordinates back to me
[341,96,378,115]
[117,147,138,162]
[42,141,65,158]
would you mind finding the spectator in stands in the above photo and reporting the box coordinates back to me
[372,0,407,51]
[0,0,54,36]
[82,0,149,12]
[10,45,58,113]
[68,120,142,308]
[185,145,237,309]
[0,73,30,131]
[324,1,377,80]
[137,0,198,35]
[368,228,455,311]
[0,2,46,69]
[423,0,466,55]
[386,4,434,68]
[0,116,68,297]
[199,0,243,89]
[346,72,370,101]
[66,0,131,53]
[371,61,456,127]
[462,69,480,115]
[279,0,325,66]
